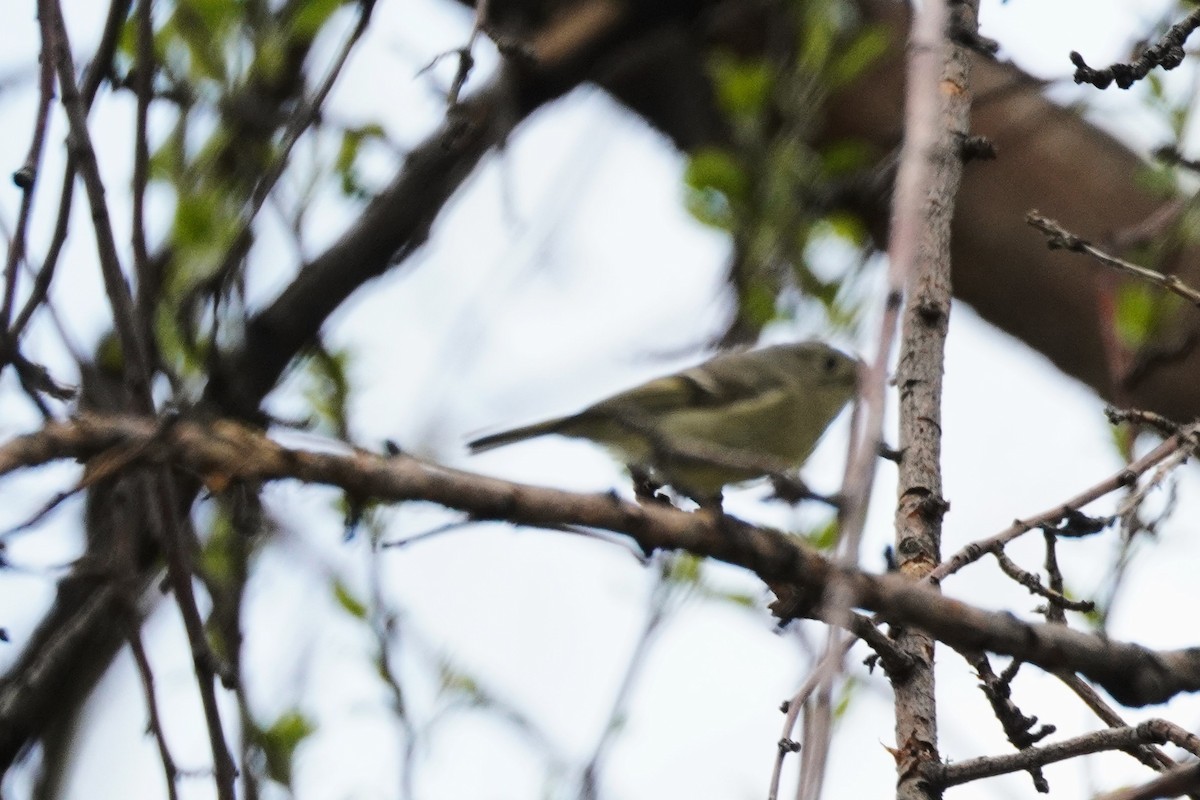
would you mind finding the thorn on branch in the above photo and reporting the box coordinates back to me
[877,442,903,463]
[777,738,802,754]
[948,16,999,57]
[957,133,997,162]
[11,166,35,190]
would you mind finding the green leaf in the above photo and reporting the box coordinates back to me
[1134,163,1178,198]
[709,54,774,120]
[804,518,840,550]
[820,139,873,176]
[302,346,353,437]
[1113,283,1157,347]
[711,591,758,608]
[833,677,858,720]
[260,711,316,787]
[291,0,351,40]
[335,124,387,198]
[173,1,236,83]
[333,580,368,620]
[665,553,704,585]
[685,148,750,202]
[439,660,487,703]
[828,24,890,88]
[741,281,778,326]
[684,148,750,229]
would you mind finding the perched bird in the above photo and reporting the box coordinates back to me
[469,341,859,503]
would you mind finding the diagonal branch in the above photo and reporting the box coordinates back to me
[207,0,641,416]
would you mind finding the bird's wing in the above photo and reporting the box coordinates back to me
[590,355,770,418]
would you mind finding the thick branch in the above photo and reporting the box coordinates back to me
[0,414,1198,708]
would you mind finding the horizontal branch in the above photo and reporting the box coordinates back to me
[3,414,1200,707]
[928,720,1173,789]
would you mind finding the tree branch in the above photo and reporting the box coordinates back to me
[1,414,1199,708]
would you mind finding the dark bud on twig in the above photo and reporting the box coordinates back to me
[958,133,998,162]
[12,166,34,190]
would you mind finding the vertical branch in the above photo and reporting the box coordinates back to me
[131,0,155,345]
[1,0,57,334]
[46,0,154,410]
[127,626,182,800]
[148,475,239,800]
[887,1,978,798]
[9,0,133,342]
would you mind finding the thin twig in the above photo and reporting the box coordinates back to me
[1028,211,1200,309]
[46,0,153,408]
[579,554,673,800]
[993,549,1095,612]
[131,0,154,344]
[1055,673,1179,773]
[1,0,58,334]
[930,425,1197,583]
[127,626,182,800]
[1071,9,1200,90]
[767,636,856,800]
[927,722,1172,789]
[203,0,377,335]
[1094,761,1200,800]
[148,472,238,800]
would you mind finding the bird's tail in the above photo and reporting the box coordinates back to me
[467,417,570,453]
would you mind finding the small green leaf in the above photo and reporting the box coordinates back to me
[1113,283,1157,348]
[333,580,368,620]
[742,282,778,327]
[1134,163,1178,198]
[260,711,316,787]
[833,677,858,720]
[291,0,351,40]
[820,139,873,176]
[685,148,750,202]
[335,124,387,198]
[710,55,774,119]
[665,553,704,585]
[712,591,758,608]
[821,212,868,246]
[828,25,890,88]
[804,519,840,550]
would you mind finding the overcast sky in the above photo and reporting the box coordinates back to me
[1,1,1199,799]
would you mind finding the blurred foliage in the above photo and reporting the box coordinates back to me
[684,0,886,336]
[300,344,354,439]
[1116,2,1200,369]
[254,710,317,788]
[112,0,382,392]
[333,578,369,620]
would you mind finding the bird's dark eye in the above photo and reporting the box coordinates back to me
[823,355,839,373]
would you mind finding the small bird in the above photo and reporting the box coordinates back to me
[468,341,859,503]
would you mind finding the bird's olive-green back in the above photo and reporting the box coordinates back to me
[555,342,858,497]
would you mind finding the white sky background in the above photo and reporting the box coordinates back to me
[1,0,1200,798]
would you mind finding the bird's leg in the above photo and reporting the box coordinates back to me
[769,474,842,510]
[695,491,725,513]
[630,466,671,506]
